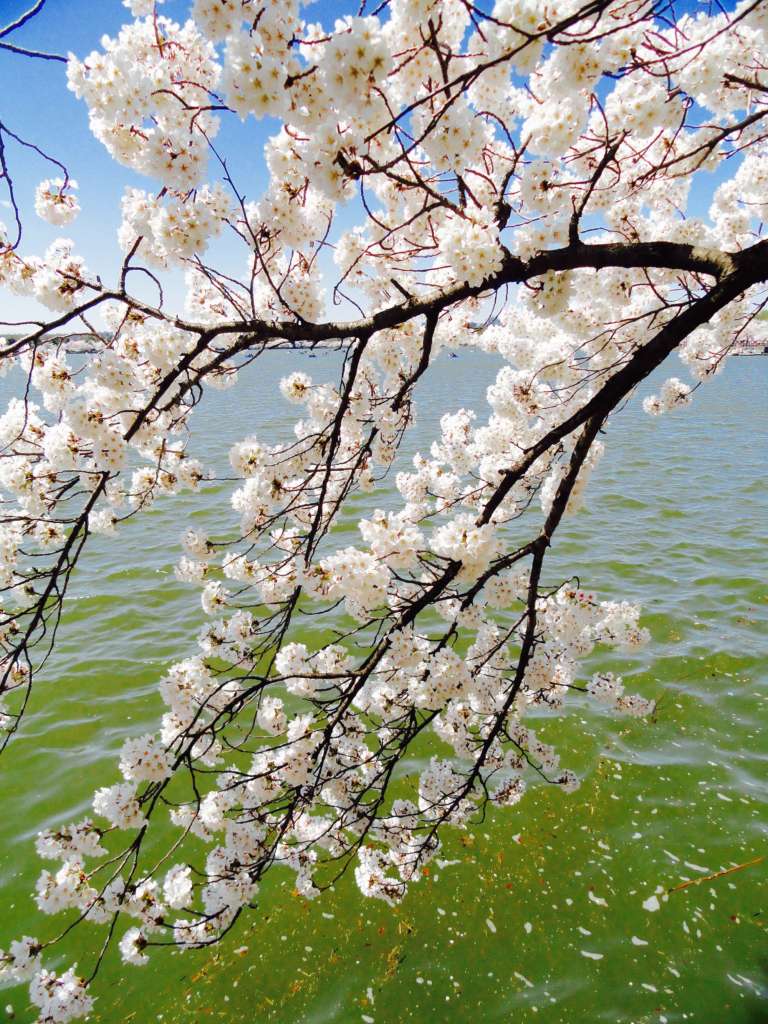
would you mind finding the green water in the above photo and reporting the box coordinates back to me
[1,353,766,1023]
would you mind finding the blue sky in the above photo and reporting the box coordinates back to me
[0,0,272,324]
[0,0,742,329]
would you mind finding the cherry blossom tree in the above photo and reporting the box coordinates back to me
[1,0,766,1018]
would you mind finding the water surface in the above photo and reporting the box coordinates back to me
[0,352,766,1023]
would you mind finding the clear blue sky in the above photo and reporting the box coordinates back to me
[0,0,740,328]
[0,0,352,325]
[0,0,281,324]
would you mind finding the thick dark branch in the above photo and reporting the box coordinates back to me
[478,253,764,525]
[4,237,757,367]
[146,237,753,351]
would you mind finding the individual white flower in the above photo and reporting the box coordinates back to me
[201,580,229,615]
[182,529,214,560]
[118,734,173,783]
[430,514,500,580]
[436,213,504,287]
[279,372,312,403]
[229,436,265,477]
[119,927,149,966]
[34,178,80,225]
[0,936,41,982]
[256,695,287,735]
[556,770,580,793]
[643,377,692,416]
[163,864,193,909]
[615,693,655,717]
[93,782,146,829]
